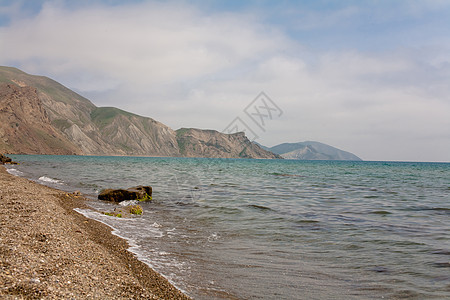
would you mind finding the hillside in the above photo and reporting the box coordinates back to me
[0,66,279,159]
[0,83,81,154]
[89,107,179,156]
[267,141,361,161]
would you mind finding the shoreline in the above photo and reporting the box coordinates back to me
[0,166,190,299]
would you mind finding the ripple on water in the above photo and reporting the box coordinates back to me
[370,210,392,215]
[430,249,450,256]
[246,204,273,211]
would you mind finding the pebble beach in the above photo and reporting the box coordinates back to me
[0,166,190,299]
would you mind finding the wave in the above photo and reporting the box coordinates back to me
[38,176,63,184]
[6,168,23,176]
[270,172,304,178]
[119,200,139,206]
[73,208,187,295]
[370,210,392,215]
[247,204,273,211]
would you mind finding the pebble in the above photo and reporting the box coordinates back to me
[0,167,190,299]
[30,278,40,284]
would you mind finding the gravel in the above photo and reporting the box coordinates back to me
[0,166,190,299]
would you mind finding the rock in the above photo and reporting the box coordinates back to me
[98,186,152,202]
[113,205,143,217]
[128,205,143,215]
[0,153,10,164]
[103,205,144,218]
[0,153,17,165]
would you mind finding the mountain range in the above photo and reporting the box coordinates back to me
[0,66,278,159]
[0,66,361,160]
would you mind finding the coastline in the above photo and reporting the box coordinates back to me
[0,166,190,299]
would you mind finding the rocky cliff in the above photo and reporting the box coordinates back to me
[0,66,279,159]
[176,128,281,159]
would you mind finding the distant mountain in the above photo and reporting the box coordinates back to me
[266,141,362,161]
[0,66,279,159]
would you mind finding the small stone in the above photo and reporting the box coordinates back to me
[30,278,40,284]
[71,191,81,196]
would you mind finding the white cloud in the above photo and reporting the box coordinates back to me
[0,1,449,161]
[285,5,361,31]
[2,1,287,87]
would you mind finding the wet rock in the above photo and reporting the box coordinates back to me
[98,186,152,202]
[0,153,17,165]
[102,204,144,218]
[71,191,81,197]
[113,205,143,218]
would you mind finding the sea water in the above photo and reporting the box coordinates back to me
[6,155,450,299]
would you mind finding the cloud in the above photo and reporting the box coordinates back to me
[1,1,287,87]
[195,49,450,161]
[0,1,449,161]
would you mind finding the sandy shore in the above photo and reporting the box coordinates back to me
[0,166,190,299]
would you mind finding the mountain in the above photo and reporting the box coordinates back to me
[176,128,280,159]
[86,106,179,156]
[267,141,362,161]
[0,66,179,156]
[0,83,81,154]
[0,66,279,159]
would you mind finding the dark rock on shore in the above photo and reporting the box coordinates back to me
[0,153,17,164]
[98,186,152,202]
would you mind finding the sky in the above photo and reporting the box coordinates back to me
[0,0,449,162]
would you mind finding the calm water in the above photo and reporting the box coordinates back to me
[6,155,450,299]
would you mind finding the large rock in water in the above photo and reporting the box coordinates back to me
[98,186,152,202]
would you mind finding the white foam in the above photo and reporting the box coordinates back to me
[73,207,189,296]
[151,222,163,228]
[38,176,63,184]
[6,168,23,176]
[208,232,220,241]
[119,200,139,206]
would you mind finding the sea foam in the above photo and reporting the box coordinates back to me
[73,207,188,295]
[6,168,23,176]
[38,176,63,184]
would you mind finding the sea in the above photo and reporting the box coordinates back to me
[5,155,450,299]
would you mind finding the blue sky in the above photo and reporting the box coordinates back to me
[1,0,449,161]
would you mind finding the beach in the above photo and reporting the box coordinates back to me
[2,156,449,299]
[0,166,190,299]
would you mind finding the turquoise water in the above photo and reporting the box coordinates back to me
[6,155,450,299]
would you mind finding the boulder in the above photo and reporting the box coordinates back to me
[0,153,17,165]
[98,185,152,202]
